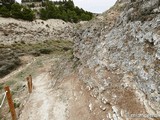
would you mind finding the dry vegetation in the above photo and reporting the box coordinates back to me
[0,40,74,119]
[0,40,73,78]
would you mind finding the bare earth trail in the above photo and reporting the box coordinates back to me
[18,72,67,120]
[8,55,107,120]
[2,54,136,120]
[0,54,69,120]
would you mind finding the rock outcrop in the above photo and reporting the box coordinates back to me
[74,0,160,119]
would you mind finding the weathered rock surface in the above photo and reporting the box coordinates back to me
[74,0,160,119]
[0,17,74,44]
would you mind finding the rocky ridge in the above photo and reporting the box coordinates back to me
[74,0,160,119]
[0,17,74,44]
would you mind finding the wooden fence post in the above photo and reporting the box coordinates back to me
[4,86,16,120]
[26,77,31,93]
[26,75,33,93]
[29,75,33,93]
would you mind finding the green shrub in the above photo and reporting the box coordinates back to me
[39,48,52,54]
[11,3,35,21]
[11,3,23,19]
[0,6,10,17]
[0,3,35,21]
[14,102,20,108]
[21,7,35,21]
[40,0,93,22]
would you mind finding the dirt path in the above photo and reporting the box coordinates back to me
[18,72,67,120]
[5,55,107,120]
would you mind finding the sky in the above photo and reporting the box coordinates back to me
[16,0,117,13]
[71,0,117,13]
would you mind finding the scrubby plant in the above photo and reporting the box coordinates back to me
[40,0,93,22]
[0,3,35,21]
[0,6,10,17]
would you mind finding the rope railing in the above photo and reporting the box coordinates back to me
[0,86,26,109]
[0,74,33,120]
[0,91,7,108]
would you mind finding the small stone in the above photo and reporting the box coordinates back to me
[100,105,106,111]
[86,86,91,91]
[89,103,93,111]
[102,97,109,104]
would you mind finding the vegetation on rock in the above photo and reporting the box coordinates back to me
[0,40,73,78]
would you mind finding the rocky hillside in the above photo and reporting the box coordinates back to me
[0,17,74,44]
[0,17,74,78]
[0,0,160,119]
[74,0,160,119]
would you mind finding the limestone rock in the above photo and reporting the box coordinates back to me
[74,0,160,119]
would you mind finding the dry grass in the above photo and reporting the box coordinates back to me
[0,40,73,78]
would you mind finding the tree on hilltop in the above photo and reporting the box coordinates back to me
[39,0,93,23]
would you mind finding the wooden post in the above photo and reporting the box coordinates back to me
[26,77,31,93]
[29,75,33,93]
[4,86,16,120]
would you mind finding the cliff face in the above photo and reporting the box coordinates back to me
[74,0,160,119]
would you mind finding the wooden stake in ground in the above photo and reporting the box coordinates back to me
[29,75,33,92]
[26,77,32,93]
[4,86,17,120]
